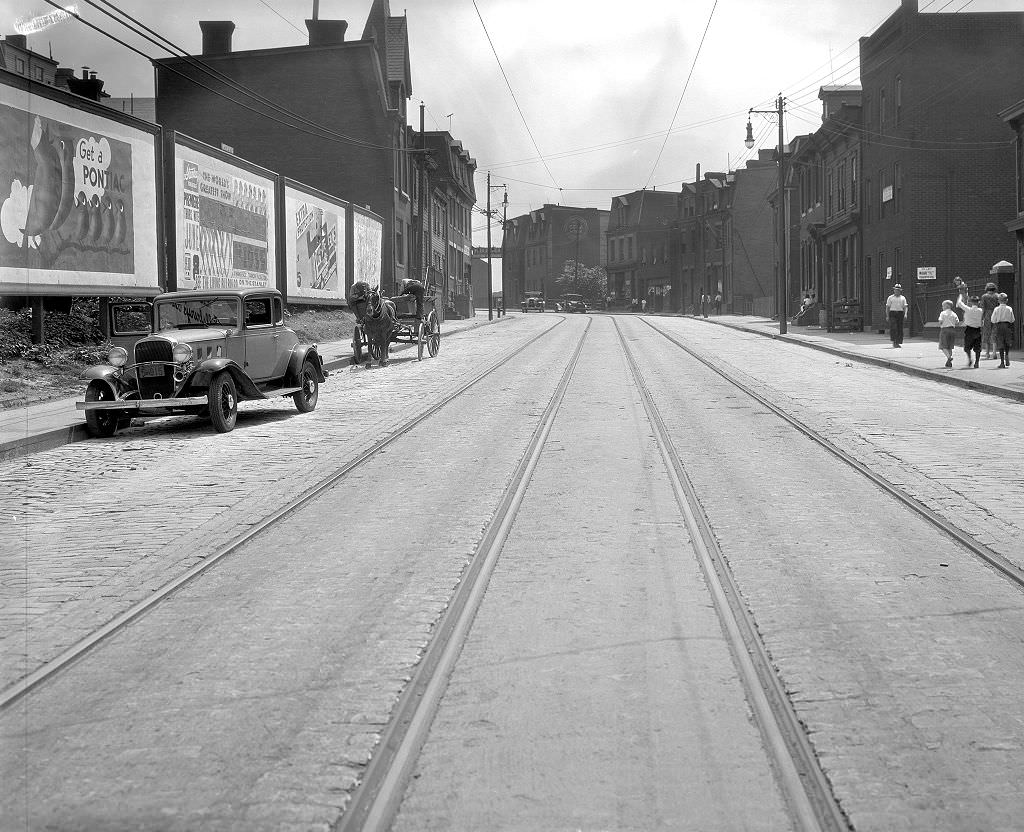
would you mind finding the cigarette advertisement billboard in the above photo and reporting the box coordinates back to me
[284,183,347,304]
[353,208,383,287]
[0,78,160,294]
[173,139,276,292]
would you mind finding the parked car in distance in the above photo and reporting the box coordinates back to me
[521,291,545,312]
[77,288,326,437]
[561,294,589,313]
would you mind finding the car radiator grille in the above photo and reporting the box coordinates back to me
[134,339,175,399]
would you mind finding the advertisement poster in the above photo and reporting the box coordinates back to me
[174,143,275,291]
[0,81,159,293]
[284,186,346,302]
[353,210,383,287]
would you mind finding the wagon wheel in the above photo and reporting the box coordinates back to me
[416,319,426,361]
[352,326,364,365]
[426,311,441,358]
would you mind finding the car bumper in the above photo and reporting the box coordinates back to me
[77,395,209,411]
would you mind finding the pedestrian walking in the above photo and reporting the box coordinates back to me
[884,284,909,347]
[641,297,647,313]
[700,293,709,318]
[937,300,959,368]
[991,293,1015,368]
[980,282,1000,359]
[714,292,723,315]
[957,294,983,368]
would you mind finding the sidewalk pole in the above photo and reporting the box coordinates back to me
[487,170,493,322]
[777,94,788,335]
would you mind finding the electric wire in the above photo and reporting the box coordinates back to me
[643,0,718,188]
[254,0,307,37]
[471,0,560,190]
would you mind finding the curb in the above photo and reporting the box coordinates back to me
[703,316,1024,405]
[0,314,512,462]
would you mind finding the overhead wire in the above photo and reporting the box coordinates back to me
[253,0,307,38]
[642,0,719,188]
[471,0,559,190]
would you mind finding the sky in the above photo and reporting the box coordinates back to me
[3,0,1024,246]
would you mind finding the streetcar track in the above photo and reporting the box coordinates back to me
[0,316,571,712]
[336,318,592,832]
[637,316,1024,592]
[613,318,850,832]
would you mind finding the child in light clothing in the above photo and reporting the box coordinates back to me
[937,300,959,368]
[957,295,983,367]
[991,293,1016,368]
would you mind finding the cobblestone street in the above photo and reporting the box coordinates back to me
[3,314,1024,831]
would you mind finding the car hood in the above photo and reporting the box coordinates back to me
[144,328,232,346]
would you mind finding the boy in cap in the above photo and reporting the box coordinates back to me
[981,282,1000,359]
[991,293,1015,368]
[937,300,959,368]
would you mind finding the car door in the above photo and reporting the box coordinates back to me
[242,296,278,382]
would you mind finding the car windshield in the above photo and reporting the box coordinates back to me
[157,297,240,330]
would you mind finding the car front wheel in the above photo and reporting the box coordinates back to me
[84,380,120,438]
[208,372,238,433]
[293,359,319,413]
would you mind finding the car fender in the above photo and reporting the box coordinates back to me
[183,358,263,399]
[286,345,327,385]
[80,366,134,397]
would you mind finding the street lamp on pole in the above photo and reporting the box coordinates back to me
[745,94,788,335]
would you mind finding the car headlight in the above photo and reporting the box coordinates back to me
[108,347,128,367]
[172,344,193,364]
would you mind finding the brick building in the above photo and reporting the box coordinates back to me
[154,1,416,294]
[607,190,677,311]
[999,97,1024,347]
[502,205,608,308]
[859,0,1024,332]
[422,132,476,318]
[790,86,863,322]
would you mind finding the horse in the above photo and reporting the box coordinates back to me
[360,285,397,367]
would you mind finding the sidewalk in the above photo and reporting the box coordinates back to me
[0,313,507,462]
[703,314,1024,403]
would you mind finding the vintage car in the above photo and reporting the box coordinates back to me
[76,288,326,437]
[561,294,588,313]
[521,291,545,313]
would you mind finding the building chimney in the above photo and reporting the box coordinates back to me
[5,34,27,50]
[199,21,235,55]
[305,19,347,46]
[66,67,105,101]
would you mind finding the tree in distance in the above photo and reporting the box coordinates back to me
[557,259,607,306]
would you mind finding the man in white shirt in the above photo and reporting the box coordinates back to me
[884,284,910,348]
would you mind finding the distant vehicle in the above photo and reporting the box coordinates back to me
[76,288,326,437]
[561,294,589,313]
[521,291,545,313]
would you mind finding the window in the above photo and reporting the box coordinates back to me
[850,153,858,206]
[879,89,887,132]
[33,66,43,81]
[894,77,902,127]
[396,222,405,265]
[894,246,901,284]
[245,298,273,327]
[273,297,283,325]
[827,169,834,217]
[838,161,846,212]
[893,161,902,214]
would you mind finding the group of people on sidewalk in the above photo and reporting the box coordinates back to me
[886,281,1015,369]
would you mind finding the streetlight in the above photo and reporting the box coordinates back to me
[746,94,788,335]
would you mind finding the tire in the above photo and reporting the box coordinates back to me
[84,380,120,438]
[426,311,441,358]
[416,320,426,361]
[208,372,238,433]
[352,328,364,365]
[292,358,319,413]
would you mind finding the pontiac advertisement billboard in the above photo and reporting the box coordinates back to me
[0,80,159,294]
[173,140,276,292]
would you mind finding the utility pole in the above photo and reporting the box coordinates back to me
[745,94,788,334]
[487,170,493,321]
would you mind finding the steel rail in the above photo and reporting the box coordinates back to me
[0,317,570,712]
[337,319,592,832]
[639,317,1024,591]
[614,318,850,832]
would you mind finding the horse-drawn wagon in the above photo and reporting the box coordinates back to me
[348,279,441,367]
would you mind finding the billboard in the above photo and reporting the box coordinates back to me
[284,184,347,303]
[173,140,276,292]
[353,208,383,287]
[0,79,159,294]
